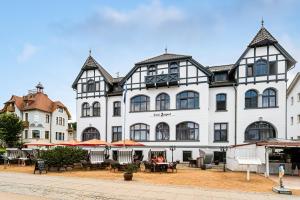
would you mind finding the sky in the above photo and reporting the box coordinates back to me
[1,0,300,121]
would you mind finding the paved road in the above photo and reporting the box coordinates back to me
[0,172,297,200]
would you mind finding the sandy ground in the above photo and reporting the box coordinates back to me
[0,192,49,200]
[1,165,299,195]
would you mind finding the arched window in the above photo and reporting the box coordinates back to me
[130,123,149,141]
[254,59,268,76]
[82,127,100,141]
[82,103,90,117]
[216,93,226,111]
[245,90,258,108]
[176,91,199,109]
[87,79,95,92]
[169,62,179,74]
[156,122,170,141]
[176,122,199,141]
[92,102,100,116]
[262,88,276,108]
[156,93,170,110]
[130,95,150,112]
[245,121,276,141]
[148,65,157,75]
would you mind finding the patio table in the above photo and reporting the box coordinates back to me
[154,162,169,172]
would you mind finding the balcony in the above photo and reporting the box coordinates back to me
[23,121,29,128]
[145,73,179,88]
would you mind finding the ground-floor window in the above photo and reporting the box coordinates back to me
[245,121,276,141]
[214,123,228,142]
[32,130,40,139]
[45,131,49,139]
[56,132,64,140]
[24,130,28,139]
[82,127,100,141]
[112,126,122,142]
[183,151,192,162]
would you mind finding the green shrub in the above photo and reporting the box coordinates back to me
[40,146,88,168]
[0,148,5,155]
[124,163,139,173]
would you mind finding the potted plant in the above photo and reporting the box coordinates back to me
[124,163,137,181]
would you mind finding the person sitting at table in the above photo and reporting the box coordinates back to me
[157,154,164,163]
[151,156,157,164]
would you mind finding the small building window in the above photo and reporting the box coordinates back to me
[216,94,226,111]
[298,93,300,102]
[156,93,170,111]
[176,122,199,141]
[291,97,294,105]
[24,130,28,139]
[87,79,95,92]
[32,130,40,139]
[176,91,199,109]
[169,62,179,74]
[214,123,228,142]
[291,117,294,125]
[245,90,258,108]
[45,131,49,139]
[183,151,192,162]
[254,59,268,76]
[298,115,300,123]
[156,122,170,141]
[214,72,228,82]
[25,113,28,122]
[112,126,122,142]
[269,61,277,75]
[148,65,157,76]
[247,64,254,77]
[92,102,100,116]
[113,101,121,116]
[262,88,276,108]
[46,114,50,123]
[130,95,150,112]
[130,123,149,141]
[82,103,90,117]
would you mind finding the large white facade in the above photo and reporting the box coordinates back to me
[73,25,296,162]
[0,84,71,144]
[287,73,300,139]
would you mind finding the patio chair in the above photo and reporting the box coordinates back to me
[168,162,177,173]
[6,148,21,165]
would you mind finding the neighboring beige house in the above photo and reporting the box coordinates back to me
[0,83,72,143]
[287,72,300,140]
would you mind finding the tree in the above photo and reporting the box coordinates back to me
[0,113,24,147]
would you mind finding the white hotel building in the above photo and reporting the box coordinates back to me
[72,25,296,162]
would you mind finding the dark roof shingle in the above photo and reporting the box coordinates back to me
[248,27,278,47]
[135,53,191,65]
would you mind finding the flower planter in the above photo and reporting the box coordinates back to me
[123,172,133,181]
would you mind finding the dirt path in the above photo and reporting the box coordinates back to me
[0,172,297,200]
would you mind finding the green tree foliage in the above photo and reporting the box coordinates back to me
[0,113,24,147]
[40,146,88,168]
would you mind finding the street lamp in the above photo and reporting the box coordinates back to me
[220,146,228,172]
[169,145,176,163]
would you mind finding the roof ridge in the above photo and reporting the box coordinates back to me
[135,52,191,65]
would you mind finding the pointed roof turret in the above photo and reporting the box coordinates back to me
[248,26,278,47]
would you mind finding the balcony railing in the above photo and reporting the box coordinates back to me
[145,73,179,87]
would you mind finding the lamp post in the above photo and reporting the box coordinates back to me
[169,145,176,163]
[220,146,228,172]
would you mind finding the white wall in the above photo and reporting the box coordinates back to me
[287,79,300,139]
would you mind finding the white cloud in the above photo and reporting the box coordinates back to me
[17,43,38,63]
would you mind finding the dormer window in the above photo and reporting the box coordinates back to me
[214,72,228,82]
[169,62,179,74]
[148,65,157,75]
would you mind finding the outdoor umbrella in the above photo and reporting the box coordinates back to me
[78,139,110,146]
[24,140,54,147]
[111,139,144,147]
[56,139,80,146]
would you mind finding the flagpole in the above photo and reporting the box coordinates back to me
[122,82,127,148]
